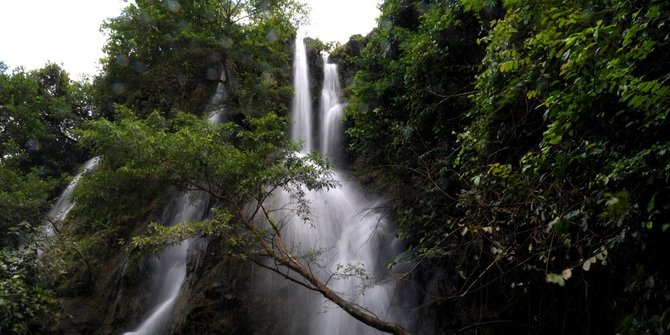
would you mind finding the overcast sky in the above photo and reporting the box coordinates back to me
[0,0,380,80]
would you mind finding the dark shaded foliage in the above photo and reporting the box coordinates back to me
[343,0,670,333]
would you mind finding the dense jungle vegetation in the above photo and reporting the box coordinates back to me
[1,0,668,334]
[336,0,670,333]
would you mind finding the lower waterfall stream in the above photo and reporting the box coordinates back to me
[122,71,227,335]
[123,192,208,335]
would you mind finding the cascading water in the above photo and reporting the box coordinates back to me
[319,58,345,162]
[47,157,100,225]
[41,156,100,256]
[123,193,208,335]
[291,35,314,153]
[123,69,226,335]
[259,37,417,335]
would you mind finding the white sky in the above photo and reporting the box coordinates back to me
[302,0,380,44]
[0,0,379,80]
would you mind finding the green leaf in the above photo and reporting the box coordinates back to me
[647,192,657,212]
[545,273,565,286]
[582,256,597,271]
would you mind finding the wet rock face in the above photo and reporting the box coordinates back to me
[172,237,258,335]
[53,232,262,335]
[55,246,157,335]
[52,252,144,334]
[108,251,155,333]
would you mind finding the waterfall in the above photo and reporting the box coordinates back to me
[258,37,417,335]
[320,59,345,163]
[291,36,314,153]
[123,193,208,335]
[41,156,100,256]
[123,68,226,335]
[46,156,100,230]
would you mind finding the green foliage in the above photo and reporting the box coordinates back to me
[231,10,302,117]
[0,248,58,334]
[77,107,332,198]
[0,167,54,248]
[345,0,488,247]
[0,163,58,331]
[344,0,670,332]
[133,210,236,252]
[0,63,88,332]
[98,0,228,116]
[0,63,91,176]
[96,0,305,118]
[75,107,336,262]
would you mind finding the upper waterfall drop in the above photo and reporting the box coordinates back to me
[251,33,420,335]
[320,57,345,164]
[291,36,314,153]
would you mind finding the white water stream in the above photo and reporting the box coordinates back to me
[46,157,100,226]
[41,156,100,256]
[123,193,208,335]
[319,59,345,162]
[123,70,226,335]
[291,36,314,153]
[258,37,417,335]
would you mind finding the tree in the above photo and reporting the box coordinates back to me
[96,0,306,118]
[0,62,90,176]
[0,247,58,334]
[76,109,413,335]
[0,168,58,334]
[0,62,94,334]
[0,164,59,334]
